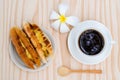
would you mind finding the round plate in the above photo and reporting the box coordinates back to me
[68,20,113,65]
[9,27,56,72]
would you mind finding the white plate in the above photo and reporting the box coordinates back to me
[68,20,114,65]
[9,27,56,72]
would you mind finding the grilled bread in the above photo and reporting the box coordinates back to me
[10,27,41,69]
[32,24,53,57]
[23,22,53,64]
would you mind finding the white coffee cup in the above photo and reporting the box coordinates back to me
[68,20,116,65]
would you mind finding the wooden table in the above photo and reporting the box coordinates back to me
[0,0,120,80]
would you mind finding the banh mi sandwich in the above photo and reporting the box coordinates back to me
[23,22,53,64]
[10,27,41,69]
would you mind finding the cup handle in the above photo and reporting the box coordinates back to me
[111,41,116,44]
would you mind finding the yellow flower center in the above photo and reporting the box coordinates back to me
[59,15,66,23]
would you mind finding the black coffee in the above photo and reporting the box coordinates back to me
[78,29,104,55]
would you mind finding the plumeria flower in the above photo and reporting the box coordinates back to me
[50,4,79,33]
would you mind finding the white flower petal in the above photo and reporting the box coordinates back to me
[50,11,60,20]
[60,23,70,33]
[66,16,79,27]
[51,20,60,31]
[59,4,68,15]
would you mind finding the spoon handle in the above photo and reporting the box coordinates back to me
[72,70,102,74]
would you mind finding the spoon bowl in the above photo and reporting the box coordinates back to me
[58,66,71,76]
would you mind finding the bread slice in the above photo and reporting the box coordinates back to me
[31,24,53,57]
[10,27,35,69]
[23,22,47,64]
[15,27,41,67]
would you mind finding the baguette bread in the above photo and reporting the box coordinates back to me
[31,24,53,57]
[23,22,47,63]
[10,27,41,69]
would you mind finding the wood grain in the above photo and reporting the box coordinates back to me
[0,0,120,80]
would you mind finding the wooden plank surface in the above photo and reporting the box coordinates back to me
[0,0,120,80]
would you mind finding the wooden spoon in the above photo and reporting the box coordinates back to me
[58,66,102,76]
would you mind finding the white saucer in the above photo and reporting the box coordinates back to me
[68,20,114,65]
[9,27,56,72]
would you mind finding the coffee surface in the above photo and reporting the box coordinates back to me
[78,29,104,55]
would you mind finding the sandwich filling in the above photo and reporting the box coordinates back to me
[33,28,52,57]
[20,40,33,60]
